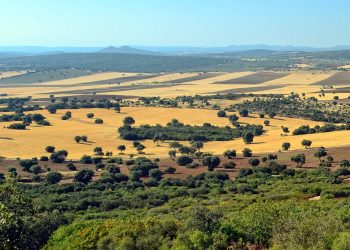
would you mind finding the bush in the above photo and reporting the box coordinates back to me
[37,120,50,126]
[186,162,199,169]
[50,153,65,163]
[177,156,193,166]
[19,159,38,171]
[31,174,42,182]
[80,155,93,164]
[95,163,105,170]
[29,165,42,174]
[45,146,55,153]
[202,156,221,171]
[74,169,94,184]
[340,160,350,168]
[223,150,236,159]
[164,166,176,174]
[242,148,252,157]
[249,158,260,167]
[95,118,104,124]
[125,159,135,165]
[106,157,123,164]
[66,162,77,171]
[106,164,120,174]
[8,123,26,130]
[86,113,94,118]
[114,173,129,182]
[149,169,162,180]
[223,162,236,169]
[46,171,63,184]
[40,156,49,161]
[217,110,226,117]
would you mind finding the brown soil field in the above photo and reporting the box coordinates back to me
[161,72,224,84]
[312,72,350,86]
[76,74,160,86]
[1,145,348,182]
[211,85,283,94]
[214,72,289,84]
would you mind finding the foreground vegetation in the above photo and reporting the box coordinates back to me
[2,159,350,249]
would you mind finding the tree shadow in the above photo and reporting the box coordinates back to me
[0,137,14,140]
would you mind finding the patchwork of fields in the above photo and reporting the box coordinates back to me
[1,69,350,160]
[1,70,350,100]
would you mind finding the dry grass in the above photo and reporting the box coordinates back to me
[0,71,27,79]
[1,107,349,160]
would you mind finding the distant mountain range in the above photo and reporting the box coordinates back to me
[98,46,162,55]
[2,44,350,57]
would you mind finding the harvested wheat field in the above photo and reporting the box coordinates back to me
[1,106,349,159]
[0,71,27,79]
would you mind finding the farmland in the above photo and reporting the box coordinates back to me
[2,58,350,250]
[0,106,338,158]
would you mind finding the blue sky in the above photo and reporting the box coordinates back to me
[0,0,349,47]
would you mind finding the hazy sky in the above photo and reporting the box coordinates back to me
[1,0,349,47]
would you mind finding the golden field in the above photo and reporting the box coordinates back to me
[0,71,27,79]
[1,107,349,159]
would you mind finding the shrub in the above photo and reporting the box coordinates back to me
[95,118,103,124]
[186,162,199,169]
[249,158,260,167]
[106,164,120,174]
[31,174,42,182]
[123,116,135,125]
[19,159,38,171]
[125,159,135,166]
[50,153,65,163]
[74,169,94,184]
[164,166,176,174]
[176,156,193,166]
[223,162,236,169]
[86,113,94,118]
[8,123,26,130]
[80,155,93,164]
[46,171,63,184]
[223,150,236,159]
[74,136,82,143]
[66,162,77,171]
[40,156,49,161]
[340,160,350,168]
[149,169,162,180]
[202,156,220,171]
[45,146,55,153]
[242,148,252,157]
[29,165,42,174]
[217,110,226,117]
[282,142,291,151]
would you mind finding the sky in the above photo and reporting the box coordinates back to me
[0,0,350,47]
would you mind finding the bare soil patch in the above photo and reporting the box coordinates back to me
[214,72,289,85]
[312,72,350,86]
